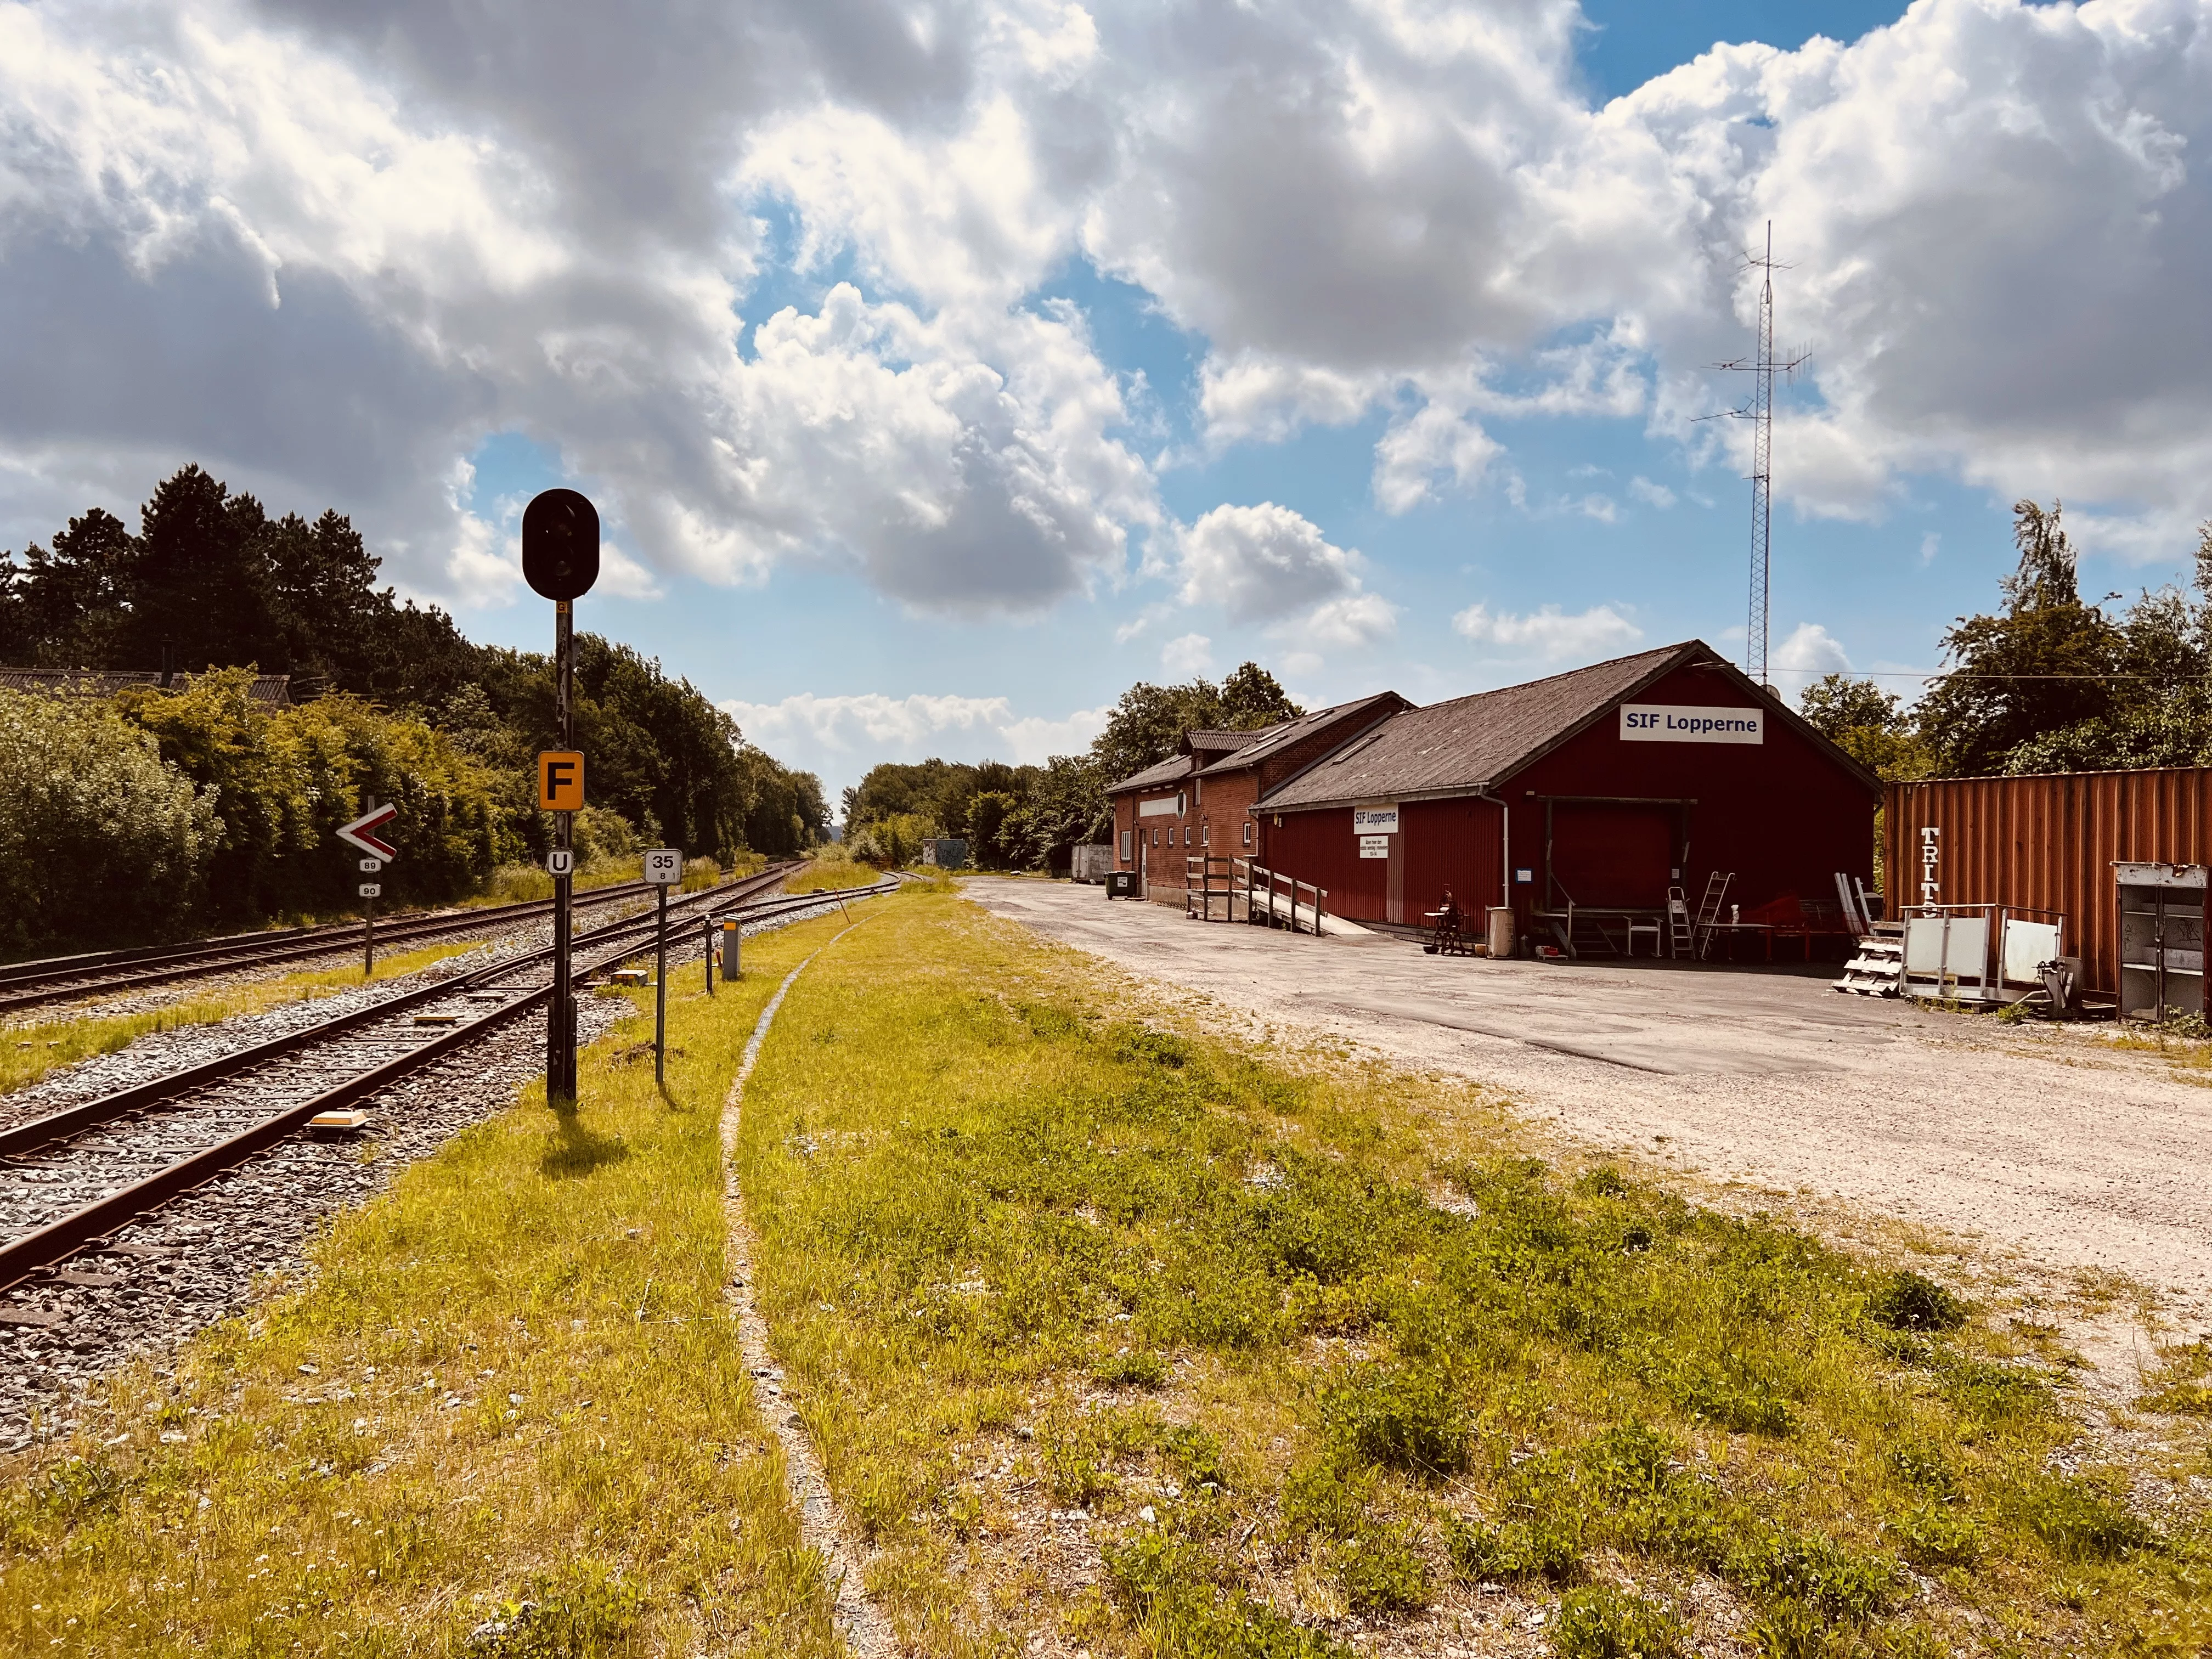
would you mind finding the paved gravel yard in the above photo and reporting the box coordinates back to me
[968,879,2212,1334]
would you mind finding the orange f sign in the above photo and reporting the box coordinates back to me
[538,751,585,812]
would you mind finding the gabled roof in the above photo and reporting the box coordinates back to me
[1183,729,1260,754]
[0,668,294,707]
[1110,753,1197,794]
[1107,693,1415,796]
[1195,692,1409,776]
[1258,640,1878,810]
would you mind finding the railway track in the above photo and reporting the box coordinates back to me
[0,869,895,1308]
[0,875,685,1019]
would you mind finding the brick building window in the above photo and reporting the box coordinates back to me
[1152,827,1159,848]
[1120,830,1131,861]
[1243,821,1253,846]
[1201,823,1210,845]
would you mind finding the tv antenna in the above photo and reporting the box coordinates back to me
[1697,222,1809,687]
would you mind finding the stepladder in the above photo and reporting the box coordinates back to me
[1692,871,1733,959]
[1667,887,1693,958]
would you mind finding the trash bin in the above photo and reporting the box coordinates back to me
[1107,871,1137,899]
[1487,907,1515,959]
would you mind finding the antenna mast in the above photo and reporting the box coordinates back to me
[1705,223,1808,687]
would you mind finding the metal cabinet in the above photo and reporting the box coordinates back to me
[2116,862,2208,1022]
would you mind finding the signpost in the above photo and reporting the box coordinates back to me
[339,803,400,975]
[642,848,681,1084]
[522,488,601,1108]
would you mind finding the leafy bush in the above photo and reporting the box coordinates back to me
[1105,1531,1351,1659]
[1889,1502,1981,1566]
[2015,1476,2158,1562]
[464,1560,641,1657]
[1321,1362,1473,1478]
[1550,1584,1684,1659]
[1336,1523,1429,1612]
[120,669,496,923]
[1095,1348,1172,1390]
[0,687,217,956]
[1868,1271,1967,1333]
[1447,1514,1582,1583]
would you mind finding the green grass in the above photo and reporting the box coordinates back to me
[782,855,884,894]
[734,891,2212,1657]
[0,941,483,1098]
[0,910,866,1656]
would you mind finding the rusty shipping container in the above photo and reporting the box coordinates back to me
[1884,768,2212,999]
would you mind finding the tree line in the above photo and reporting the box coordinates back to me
[0,466,827,955]
[851,499,2212,879]
[841,663,1302,869]
[1799,500,2212,781]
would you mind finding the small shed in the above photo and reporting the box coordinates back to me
[920,838,969,871]
[1255,641,1878,952]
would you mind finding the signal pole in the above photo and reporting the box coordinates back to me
[522,489,600,1108]
[551,596,574,1102]
[1705,222,1808,688]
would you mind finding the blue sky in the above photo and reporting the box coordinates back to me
[6,0,2209,810]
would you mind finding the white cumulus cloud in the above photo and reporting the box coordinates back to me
[1452,602,1643,661]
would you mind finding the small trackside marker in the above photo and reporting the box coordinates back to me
[308,1109,370,1133]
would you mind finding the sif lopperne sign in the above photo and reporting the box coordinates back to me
[1618,704,1763,744]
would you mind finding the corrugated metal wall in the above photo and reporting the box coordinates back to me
[1884,769,2212,996]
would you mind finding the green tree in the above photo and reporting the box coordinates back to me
[966,789,1022,867]
[1798,674,1936,782]
[1914,501,2123,774]
[0,689,218,956]
[1092,663,1302,789]
[119,669,497,923]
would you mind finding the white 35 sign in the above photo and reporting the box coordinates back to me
[643,848,682,885]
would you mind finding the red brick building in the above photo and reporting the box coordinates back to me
[1107,694,1406,902]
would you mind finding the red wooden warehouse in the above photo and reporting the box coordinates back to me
[1108,641,1879,956]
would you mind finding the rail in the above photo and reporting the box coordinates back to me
[0,868,890,1295]
[0,875,696,1018]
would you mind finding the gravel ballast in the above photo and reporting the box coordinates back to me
[0,895,854,1451]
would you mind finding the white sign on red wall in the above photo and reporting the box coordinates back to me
[1618,704,1764,744]
[1358,834,1390,859]
[1352,804,1400,834]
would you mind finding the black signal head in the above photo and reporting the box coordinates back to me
[521,488,600,601]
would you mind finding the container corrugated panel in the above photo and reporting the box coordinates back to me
[1884,769,2212,997]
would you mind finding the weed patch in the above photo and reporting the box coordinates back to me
[1550,1583,1684,1658]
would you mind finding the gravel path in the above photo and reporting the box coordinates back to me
[967,880,2212,1343]
[0,895,853,1452]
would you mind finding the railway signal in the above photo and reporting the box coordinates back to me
[522,488,600,1107]
[338,801,398,975]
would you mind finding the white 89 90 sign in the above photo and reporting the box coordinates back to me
[643,848,682,885]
